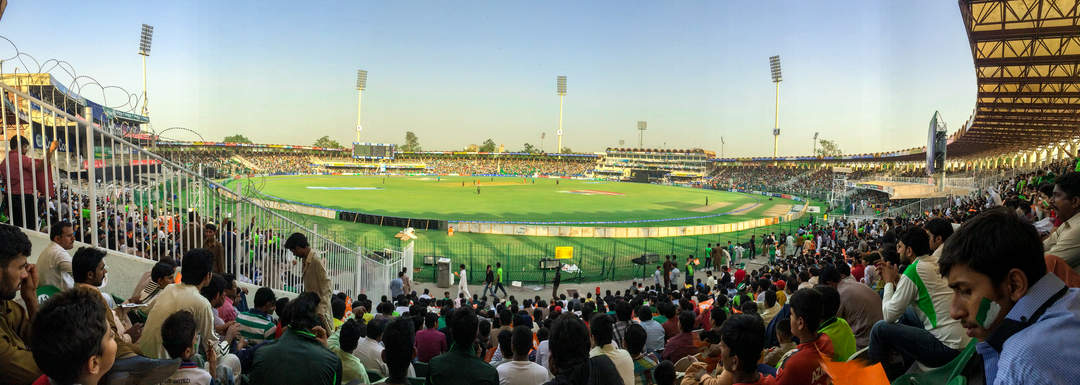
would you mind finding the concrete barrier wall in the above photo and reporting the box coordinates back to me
[22,229,297,309]
[449,204,809,238]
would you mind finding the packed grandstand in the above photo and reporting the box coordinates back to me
[5,1,1080,385]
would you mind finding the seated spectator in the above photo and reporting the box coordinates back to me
[589,314,634,385]
[685,314,771,385]
[131,259,177,321]
[661,311,700,362]
[497,325,551,385]
[491,329,514,368]
[429,306,500,385]
[652,361,675,385]
[332,297,347,331]
[29,287,117,385]
[1044,172,1080,269]
[814,285,856,361]
[759,290,781,325]
[0,224,43,384]
[160,310,215,385]
[37,220,75,290]
[941,208,1080,384]
[544,313,623,385]
[382,318,416,385]
[138,248,220,359]
[416,312,448,363]
[822,263,882,349]
[870,228,969,378]
[635,305,665,355]
[624,324,657,385]
[331,318,370,385]
[237,287,278,344]
[355,318,389,375]
[71,247,142,356]
[762,317,795,368]
[251,292,343,384]
[773,288,831,385]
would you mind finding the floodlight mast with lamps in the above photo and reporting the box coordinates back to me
[556,75,567,153]
[637,121,647,147]
[138,24,153,118]
[356,70,367,143]
[769,55,782,161]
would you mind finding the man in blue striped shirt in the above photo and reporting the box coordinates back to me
[940,208,1080,384]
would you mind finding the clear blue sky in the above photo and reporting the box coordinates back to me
[1,1,974,156]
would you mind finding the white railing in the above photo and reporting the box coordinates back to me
[0,80,404,300]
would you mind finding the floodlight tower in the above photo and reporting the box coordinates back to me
[637,121,647,147]
[138,24,154,117]
[813,132,819,155]
[769,55,782,160]
[556,75,567,152]
[355,70,367,143]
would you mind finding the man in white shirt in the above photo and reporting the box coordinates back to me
[458,263,471,298]
[1045,173,1080,272]
[498,326,551,385]
[587,314,634,385]
[137,249,220,359]
[37,220,76,290]
[868,228,969,379]
[353,318,416,377]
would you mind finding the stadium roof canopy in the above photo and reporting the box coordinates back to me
[950,0,1080,157]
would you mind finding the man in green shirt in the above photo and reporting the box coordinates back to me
[684,256,696,287]
[704,244,713,272]
[427,306,499,385]
[815,285,856,361]
[493,262,508,298]
[251,292,342,385]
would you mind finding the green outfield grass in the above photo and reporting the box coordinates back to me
[244,175,795,227]
[219,175,820,284]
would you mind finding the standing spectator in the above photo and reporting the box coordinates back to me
[428,306,500,385]
[390,272,404,299]
[684,256,696,287]
[662,256,673,289]
[1045,173,1080,270]
[494,262,508,298]
[773,288,832,385]
[484,265,496,298]
[652,266,662,289]
[204,224,225,274]
[236,287,278,344]
[553,263,562,300]
[401,267,412,295]
[285,233,333,328]
[416,313,448,363]
[498,325,551,385]
[589,314,634,385]
[940,208,1080,384]
[1,136,56,229]
[138,248,219,359]
[252,292,342,384]
[661,311,699,362]
[382,318,417,385]
[29,287,117,385]
[458,263,472,298]
[37,220,75,290]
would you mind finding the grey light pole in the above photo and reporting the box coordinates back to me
[138,24,154,117]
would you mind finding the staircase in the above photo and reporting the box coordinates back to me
[231,154,260,171]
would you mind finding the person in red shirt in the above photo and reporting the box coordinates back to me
[734,267,747,286]
[660,302,680,339]
[851,258,866,283]
[774,288,833,385]
[0,136,56,229]
[415,313,448,362]
[661,310,701,362]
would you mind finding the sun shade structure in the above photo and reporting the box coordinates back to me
[950,0,1080,157]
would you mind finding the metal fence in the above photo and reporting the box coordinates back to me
[328,215,818,286]
[0,80,405,300]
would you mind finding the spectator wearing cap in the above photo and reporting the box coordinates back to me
[941,208,1080,384]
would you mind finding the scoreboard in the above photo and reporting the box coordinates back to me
[352,142,396,159]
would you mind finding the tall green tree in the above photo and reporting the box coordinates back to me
[401,131,422,152]
[223,134,252,144]
[815,139,842,157]
[479,138,497,152]
[313,135,343,148]
[520,143,540,154]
